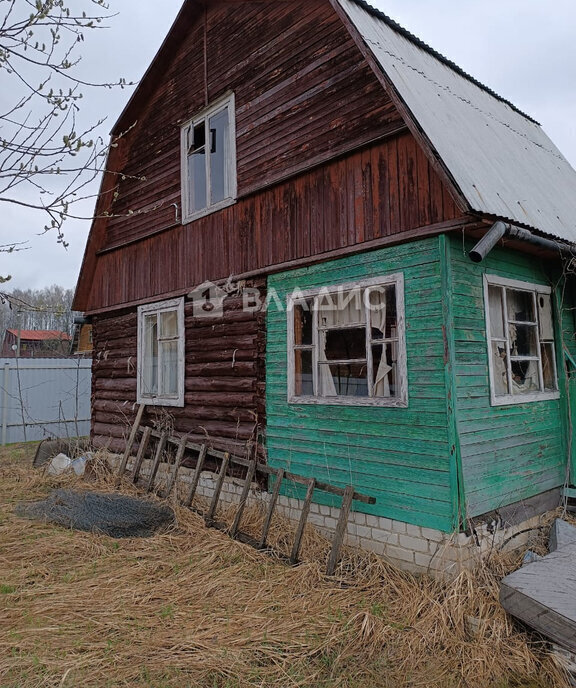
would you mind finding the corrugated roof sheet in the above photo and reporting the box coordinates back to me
[341,0,576,243]
[6,330,71,341]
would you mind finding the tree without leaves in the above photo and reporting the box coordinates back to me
[0,0,131,256]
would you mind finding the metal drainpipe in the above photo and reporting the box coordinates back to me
[469,221,575,263]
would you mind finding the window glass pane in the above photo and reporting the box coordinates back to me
[486,279,558,401]
[143,315,158,395]
[509,324,537,357]
[159,310,178,338]
[294,349,313,396]
[537,293,554,340]
[188,121,207,214]
[160,340,178,395]
[318,290,365,328]
[541,343,557,391]
[294,302,313,346]
[320,363,368,397]
[507,289,534,322]
[369,286,397,340]
[491,342,509,396]
[209,107,229,204]
[189,150,207,213]
[511,359,540,394]
[323,328,366,361]
[488,286,505,339]
[372,343,397,398]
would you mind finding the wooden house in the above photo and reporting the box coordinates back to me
[73,0,576,573]
[1,329,72,358]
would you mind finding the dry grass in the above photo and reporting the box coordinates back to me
[0,442,571,688]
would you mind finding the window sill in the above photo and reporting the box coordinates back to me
[137,396,184,408]
[288,395,408,408]
[490,390,560,407]
[182,197,236,225]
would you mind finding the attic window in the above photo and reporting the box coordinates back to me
[287,274,407,407]
[484,275,559,406]
[180,93,236,223]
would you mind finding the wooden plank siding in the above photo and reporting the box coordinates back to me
[103,0,403,249]
[90,280,266,456]
[448,236,567,518]
[87,134,461,312]
[75,0,466,314]
[265,237,458,532]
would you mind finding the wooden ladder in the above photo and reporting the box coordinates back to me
[116,408,375,576]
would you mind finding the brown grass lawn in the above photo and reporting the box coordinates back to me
[0,442,570,688]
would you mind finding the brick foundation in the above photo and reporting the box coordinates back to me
[124,457,548,577]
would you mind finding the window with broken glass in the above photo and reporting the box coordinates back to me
[288,275,407,406]
[181,93,236,222]
[137,298,185,407]
[484,275,558,405]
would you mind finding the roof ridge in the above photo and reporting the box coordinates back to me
[348,0,540,126]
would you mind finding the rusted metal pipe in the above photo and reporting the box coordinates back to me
[469,221,574,263]
[469,221,507,262]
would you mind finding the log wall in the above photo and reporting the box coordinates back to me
[91,279,266,457]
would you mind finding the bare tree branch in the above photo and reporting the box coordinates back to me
[0,0,133,253]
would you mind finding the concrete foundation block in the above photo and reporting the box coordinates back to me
[399,534,430,554]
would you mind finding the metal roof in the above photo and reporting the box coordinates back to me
[6,330,71,341]
[340,0,576,243]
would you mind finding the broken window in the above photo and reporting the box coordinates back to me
[289,276,406,406]
[181,93,236,222]
[485,276,558,405]
[137,298,185,407]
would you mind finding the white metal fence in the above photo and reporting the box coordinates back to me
[0,358,92,445]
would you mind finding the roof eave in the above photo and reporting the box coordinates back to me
[111,0,200,136]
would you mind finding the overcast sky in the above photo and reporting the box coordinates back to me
[2,0,576,293]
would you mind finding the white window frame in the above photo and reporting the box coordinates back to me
[483,274,559,406]
[287,274,408,407]
[180,92,237,224]
[137,297,185,407]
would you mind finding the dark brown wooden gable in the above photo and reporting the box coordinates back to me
[96,0,405,249]
[84,131,463,312]
[74,0,467,313]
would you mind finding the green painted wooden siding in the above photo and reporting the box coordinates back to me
[266,238,458,532]
[449,236,567,517]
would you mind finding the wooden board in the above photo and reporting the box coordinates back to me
[448,236,567,517]
[266,236,456,531]
[500,545,576,652]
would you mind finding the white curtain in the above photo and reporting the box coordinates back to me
[512,360,539,394]
[318,292,365,328]
[492,345,508,396]
[318,330,337,396]
[316,289,393,398]
[317,292,365,396]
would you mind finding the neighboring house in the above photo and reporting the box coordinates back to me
[1,329,72,358]
[70,323,93,356]
[73,0,576,572]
